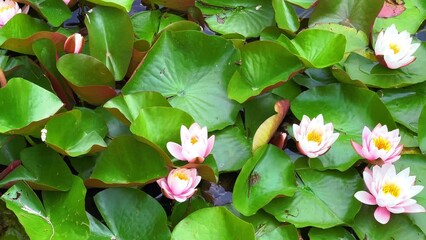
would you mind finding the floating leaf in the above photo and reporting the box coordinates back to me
[0,78,63,135]
[122,31,240,130]
[0,135,26,165]
[309,227,356,240]
[85,6,133,80]
[87,0,134,12]
[272,0,299,32]
[171,207,255,240]
[24,0,71,27]
[144,0,194,11]
[45,108,108,157]
[234,145,297,216]
[94,188,171,239]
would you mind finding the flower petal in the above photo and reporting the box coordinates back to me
[354,191,377,205]
[374,207,391,224]
[166,142,185,160]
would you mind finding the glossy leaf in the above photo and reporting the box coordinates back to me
[227,41,303,103]
[94,188,171,240]
[146,0,194,11]
[309,0,383,34]
[0,78,63,135]
[344,43,426,88]
[273,0,299,32]
[24,0,71,27]
[291,83,396,135]
[87,0,134,12]
[85,6,133,80]
[234,145,297,216]
[0,145,73,191]
[211,126,252,172]
[87,213,115,240]
[286,0,317,9]
[170,195,210,227]
[131,10,161,43]
[103,92,170,125]
[122,31,240,130]
[0,14,66,55]
[130,107,194,153]
[0,135,26,165]
[198,0,275,38]
[88,136,168,187]
[381,82,426,133]
[45,108,108,157]
[57,54,116,105]
[171,207,255,240]
[264,168,363,228]
[309,227,356,240]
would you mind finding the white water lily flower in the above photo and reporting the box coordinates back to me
[374,24,420,69]
[293,114,339,158]
[0,0,29,27]
[355,164,425,224]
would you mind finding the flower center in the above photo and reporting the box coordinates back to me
[190,136,198,145]
[389,43,400,54]
[307,130,322,145]
[0,5,13,13]
[382,182,401,198]
[373,136,391,151]
[174,172,188,181]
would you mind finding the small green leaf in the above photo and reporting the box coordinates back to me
[0,135,26,165]
[272,0,299,32]
[24,0,71,27]
[86,0,134,12]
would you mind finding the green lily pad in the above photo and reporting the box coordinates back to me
[24,0,71,27]
[0,78,63,135]
[233,144,297,216]
[380,82,426,133]
[0,135,26,165]
[87,0,134,12]
[272,0,299,32]
[197,0,275,38]
[85,6,133,80]
[94,188,171,240]
[103,91,170,125]
[264,168,363,228]
[309,227,356,240]
[45,108,108,157]
[145,0,194,11]
[0,14,66,55]
[57,54,116,105]
[170,195,210,227]
[344,43,426,88]
[88,136,168,187]
[131,10,162,43]
[286,0,317,9]
[122,31,240,131]
[87,213,115,240]
[227,41,303,103]
[130,107,194,153]
[171,207,255,240]
[0,144,73,191]
[309,0,383,35]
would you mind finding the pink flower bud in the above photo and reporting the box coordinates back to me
[167,123,215,163]
[156,168,201,202]
[64,33,85,54]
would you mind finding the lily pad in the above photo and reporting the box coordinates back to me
[233,144,297,216]
[87,0,134,12]
[0,78,63,135]
[24,0,72,27]
[45,108,108,157]
[122,31,240,131]
[272,0,299,32]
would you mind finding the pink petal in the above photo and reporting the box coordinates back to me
[351,140,364,157]
[205,135,215,156]
[166,142,185,160]
[374,207,391,224]
[403,203,426,213]
[354,191,377,205]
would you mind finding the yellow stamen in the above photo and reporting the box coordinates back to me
[174,172,188,181]
[373,137,391,151]
[190,136,198,144]
[307,130,322,144]
[389,43,400,54]
[382,182,401,198]
[0,5,13,13]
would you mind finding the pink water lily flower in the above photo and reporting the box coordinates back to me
[293,114,339,158]
[167,123,215,163]
[0,0,29,27]
[351,124,403,164]
[355,164,425,224]
[375,24,420,69]
[156,168,201,202]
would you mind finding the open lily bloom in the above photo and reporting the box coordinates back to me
[375,24,420,69]
[0,0,29,27]
[156,168,201,202]
[351,124,403,164]
[167,123,215,163]
[355,164,425,224]
[293,114,339,158]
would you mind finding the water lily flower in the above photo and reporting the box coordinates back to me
[354,164,425,224]
[167,123,215,163]
[351,124,403,164]
[156,168,201,202]
[0,0,29,27]
[63,0,70,4]
[293,114,339,158]
[375,24,420,69]
[64,33,85,54]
